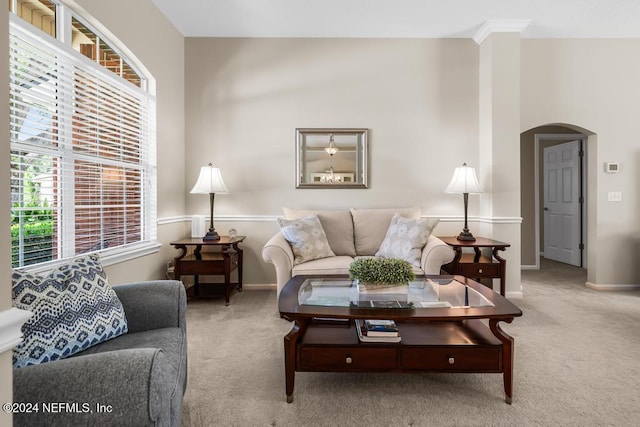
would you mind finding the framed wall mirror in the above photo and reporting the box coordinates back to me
[295,128,368,189]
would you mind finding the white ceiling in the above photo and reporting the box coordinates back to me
[151,0,640,39]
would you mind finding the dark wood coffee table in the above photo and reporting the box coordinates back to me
[278,275,522,404]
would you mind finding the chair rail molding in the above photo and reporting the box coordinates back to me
[158,214,523,225]
[0,308,33,353]
[428,215,522,224]
[158,215,278,225]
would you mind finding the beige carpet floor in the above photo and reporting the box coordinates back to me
[181,259,640,426]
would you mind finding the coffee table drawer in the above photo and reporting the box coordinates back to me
[299,347,397,371]
[402,347,501,371]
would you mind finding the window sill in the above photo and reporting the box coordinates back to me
[15,242,162,276]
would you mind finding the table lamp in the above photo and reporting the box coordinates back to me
[190,163,228,241]
[445,162,482,241]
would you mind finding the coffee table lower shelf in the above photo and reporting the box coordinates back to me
[284,319,513,403]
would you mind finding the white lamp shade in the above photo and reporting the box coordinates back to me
[190,165,228,194]
[445,163,482,194]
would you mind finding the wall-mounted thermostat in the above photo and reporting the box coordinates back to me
[605,162,619,173]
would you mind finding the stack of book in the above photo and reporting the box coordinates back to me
[355,319,401,343]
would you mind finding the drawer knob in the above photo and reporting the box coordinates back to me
[478,268,483,274]
[448,357,455,365]
[345,356,353,364]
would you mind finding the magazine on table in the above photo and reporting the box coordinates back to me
[363,319,399,336]
[355,319,401,343]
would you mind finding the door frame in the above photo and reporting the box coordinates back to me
[534,133,587,269]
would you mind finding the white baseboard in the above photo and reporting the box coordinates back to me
[521,265,539,270]
[585,282,640,291]
[506,291,524,299]
[243,283,277,291]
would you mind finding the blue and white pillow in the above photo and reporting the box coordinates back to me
[12,254,128,368]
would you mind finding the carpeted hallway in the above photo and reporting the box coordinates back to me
[181,260,640,426]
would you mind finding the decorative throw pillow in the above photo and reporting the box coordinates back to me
[278,215,336,265]
[351,207,421,256]
[375,213,439,267]
[12,254,128,368]
[283,207,356,256]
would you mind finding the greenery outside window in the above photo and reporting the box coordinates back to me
[9,0,157,270]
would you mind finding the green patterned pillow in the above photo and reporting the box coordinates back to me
[278,215,335,265]
[12,254,128,368]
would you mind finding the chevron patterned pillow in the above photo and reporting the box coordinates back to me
[12,254,128,368]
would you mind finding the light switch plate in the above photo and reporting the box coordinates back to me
[607,191,622,202]
[605,162,620,173]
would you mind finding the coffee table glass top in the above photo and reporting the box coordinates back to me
[298,278,494,309]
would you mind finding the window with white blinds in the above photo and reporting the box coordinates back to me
[9,12,157,270]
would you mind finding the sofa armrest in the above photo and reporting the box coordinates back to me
[13,348,171,427]
[261,231,294,294]
[421,235,455,274]
[113,280,186,333]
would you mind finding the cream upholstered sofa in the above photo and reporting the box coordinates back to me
[262,207,455,294]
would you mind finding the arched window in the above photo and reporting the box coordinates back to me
[8,0,158,270]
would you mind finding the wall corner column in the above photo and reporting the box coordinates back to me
[476,21,529,296]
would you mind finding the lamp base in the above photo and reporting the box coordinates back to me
[456,230,476,242]
[202,230,221,241]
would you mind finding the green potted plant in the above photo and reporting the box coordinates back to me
[348,258,416,291]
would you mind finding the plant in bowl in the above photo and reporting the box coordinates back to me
[348,257,416,290]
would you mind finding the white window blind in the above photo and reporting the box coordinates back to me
[9,16,157,269]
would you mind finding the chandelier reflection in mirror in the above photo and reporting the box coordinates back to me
[321,134,342,183]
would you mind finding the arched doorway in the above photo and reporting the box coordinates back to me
[520,124,596,281]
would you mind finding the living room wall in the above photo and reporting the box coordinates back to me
[521,39,640,286]
[73,0,188,284]
[184,37,481,285]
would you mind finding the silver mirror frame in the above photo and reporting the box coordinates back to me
[295,128,369,189]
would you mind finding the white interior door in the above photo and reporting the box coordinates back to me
[543,140,582,266]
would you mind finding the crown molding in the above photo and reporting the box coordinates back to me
[473,19,532,45]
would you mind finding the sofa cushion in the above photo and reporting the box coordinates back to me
[376,213,439,266]
[278,215,336,265]
[350,207,421,256]
[292,256,355,276]
[12,254,128,368]
[74,327,187,404]
[283,207,356,256]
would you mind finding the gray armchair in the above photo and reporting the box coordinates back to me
[13,280,187,427]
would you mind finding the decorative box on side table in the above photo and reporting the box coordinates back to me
[439,236,510,296]
[171,236,245,305]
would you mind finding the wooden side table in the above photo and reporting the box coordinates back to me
[438,236,510,296]
[170,236,245,305]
